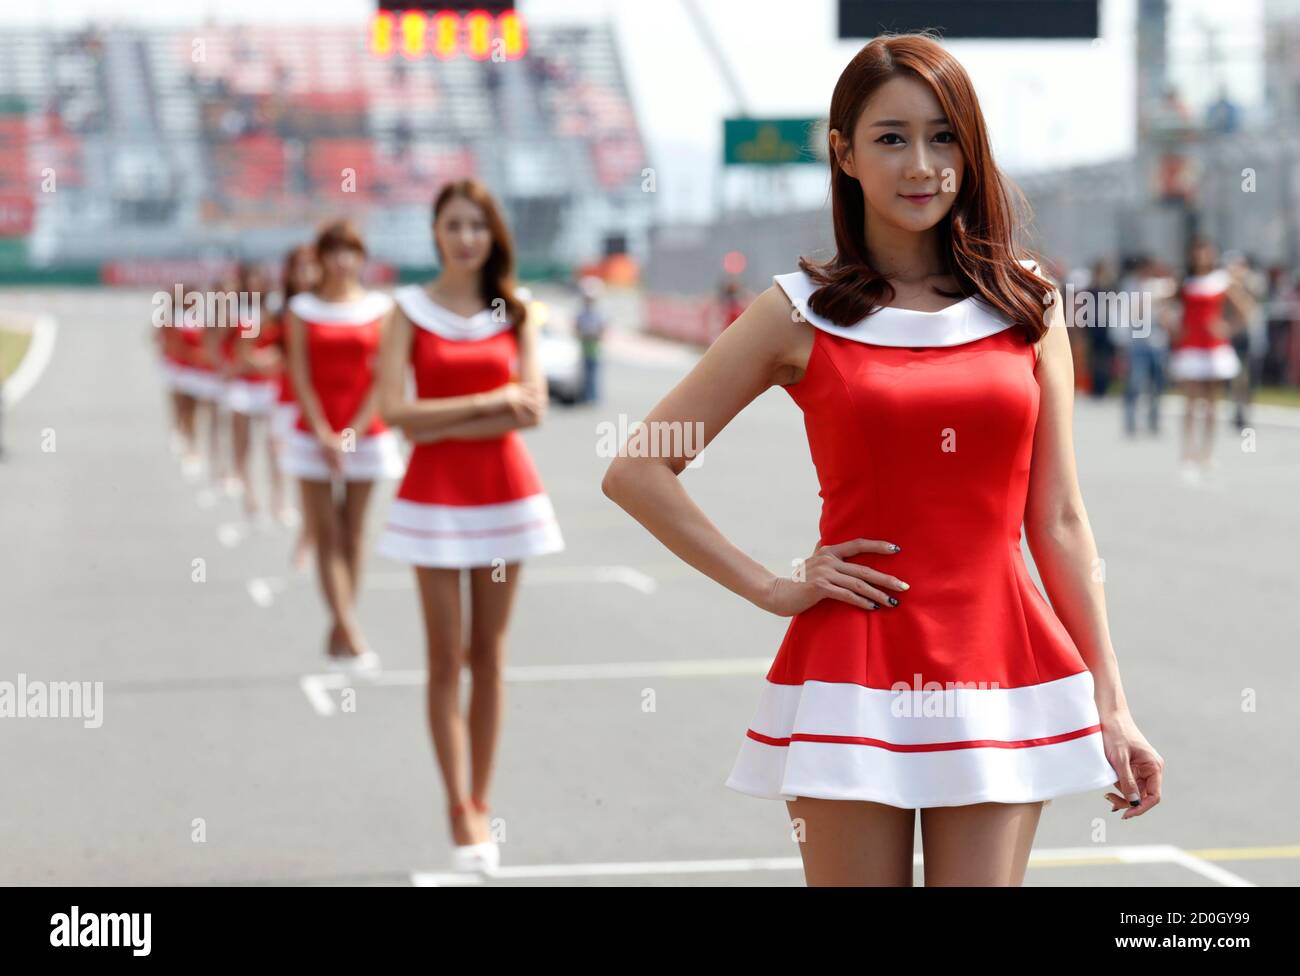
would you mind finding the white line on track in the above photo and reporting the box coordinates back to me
[300,656,772,716]
[0,313,57,408]
[409,843,1259,886]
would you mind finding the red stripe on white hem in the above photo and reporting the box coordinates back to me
[746,723,1102,752]
[381,517,558,540]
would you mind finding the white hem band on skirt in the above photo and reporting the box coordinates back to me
[277,428,406,481]
[724,671,1119,808]
[375,494,565,568]
[269,402,298,443]
[224,378,278,415]
[167,364,226,400]
[1168,344,1240,381]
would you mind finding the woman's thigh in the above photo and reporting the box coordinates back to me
[919,800,1044,886]
[785,796,916,887]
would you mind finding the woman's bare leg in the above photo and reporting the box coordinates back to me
[300,478,357,655]
[1200,378,1218,462]
[231,411,254,513]
[1179,380,1199,463]
[205,398,224,484]
[785,796,916,886]
[329,479,375,655]
[464,562,523,830]
[340,479,374,598]
[920,800,1045,886]
[416,566,484,846]
[176,393,198,452]
[266,420,285,514]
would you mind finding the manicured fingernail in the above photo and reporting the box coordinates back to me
[1128,799,1140,807]
[868,601,878,609]
[898,582,910,590]
[888,597,898,606]
[889,544,901,552]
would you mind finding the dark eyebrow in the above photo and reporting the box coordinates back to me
[869,117,950,128]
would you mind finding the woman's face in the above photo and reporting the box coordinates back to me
[830,73,964,236]
[320,245,363,283]
[1191,242,1217,274]
[433,194,493,274]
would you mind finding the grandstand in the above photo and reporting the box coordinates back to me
[0,22,652,275]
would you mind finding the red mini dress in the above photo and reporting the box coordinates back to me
[1168,269,1241,381]
[267,308,301,442]
[725,261,1119,808]
[374,284,564,568]
[224,308,281,416]
[277,290,405,482]
[166,318,225,401]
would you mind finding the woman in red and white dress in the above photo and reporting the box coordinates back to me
[203,270,245,494]
[167,283,226,482]
[270,245,321,568]
[281,219,405,670]
[375,180,564,874]
[604,35,1162,887]
[156,286,197,473]
[225,262,285,519]
[1167,237,1252,482]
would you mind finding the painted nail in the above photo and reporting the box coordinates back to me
[889,544,901,552]
[897,582,910,590]
[867,601,879,609]
[888,597,898,606]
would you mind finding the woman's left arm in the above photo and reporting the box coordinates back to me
[413,308,547,443]
[347,314,386,435]
[1024,289,1164,818]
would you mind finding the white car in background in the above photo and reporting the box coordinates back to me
[527,296,584,405]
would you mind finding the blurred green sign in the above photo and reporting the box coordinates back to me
[724,118,824,166]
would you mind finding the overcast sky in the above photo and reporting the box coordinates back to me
[7,1,1268,220]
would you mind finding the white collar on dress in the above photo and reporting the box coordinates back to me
[1183,269,1230,296]
[774,258,1040,347]
[288,290,393,325]
[395,284,523,341]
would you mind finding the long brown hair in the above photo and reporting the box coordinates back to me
[281,244,318,305]
[801,31,1055,342]
[431,179,528,331]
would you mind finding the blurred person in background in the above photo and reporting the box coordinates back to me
[1064,266,1093,392]
[1083,257,1118,399]
[205,268,242,495]
[374,179,565,874]
[226,261,286,524]
[1261,264,1297,386]
[719,277,747,332]
[1114,254,1173,437]
[1167,238,1251,482]
[575,274,608,404]
[169,280,223,482]
[153,288,186,458]
[271,245,321,570]
[281,219,405,670]
[1223,253,1267,431]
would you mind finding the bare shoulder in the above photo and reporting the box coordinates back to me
[737,283,816,387]
[1033,285,1070,373]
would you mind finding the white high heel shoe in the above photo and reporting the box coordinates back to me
[326,649,380,673]
[448,799,499,875]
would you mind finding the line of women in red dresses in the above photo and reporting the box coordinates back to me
[154,182,565,875]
